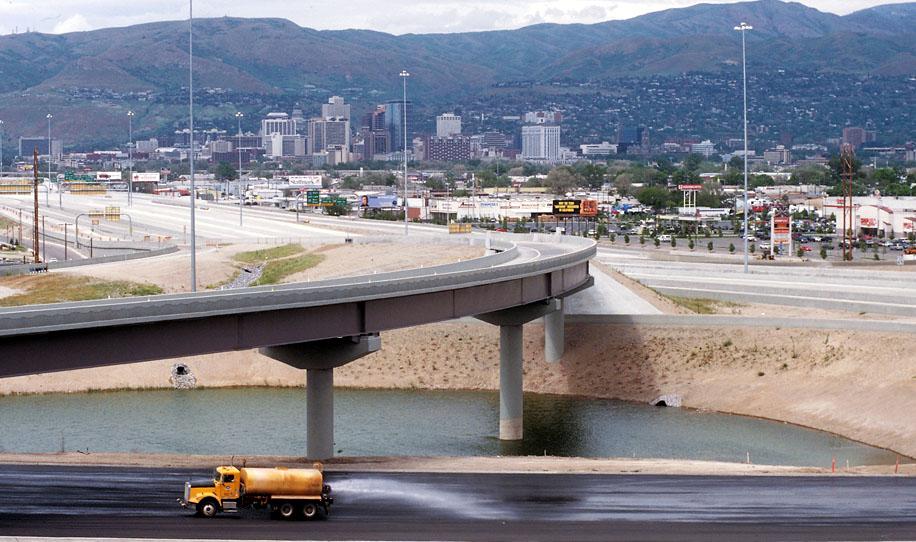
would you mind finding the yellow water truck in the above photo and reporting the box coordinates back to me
[178,463,333,519]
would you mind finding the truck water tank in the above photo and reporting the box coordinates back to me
[240,467,323,496]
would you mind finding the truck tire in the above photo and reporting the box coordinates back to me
[197,499,219,518]
[302,503,318,519]
[278,502,296,519]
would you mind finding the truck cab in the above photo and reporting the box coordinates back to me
[181,466,241,517]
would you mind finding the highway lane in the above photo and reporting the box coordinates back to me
[1,464,915,541]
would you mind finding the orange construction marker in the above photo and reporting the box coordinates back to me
[832,456,835,473]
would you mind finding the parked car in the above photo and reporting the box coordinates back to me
[658,234,672,242]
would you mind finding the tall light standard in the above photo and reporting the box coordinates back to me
[47,114,58,209]
[400,70,409,235]
[188,0,197,292]
[735,21,752,274]
[236,111,244,227]
[0,119,4,178]
[127,110,134,207]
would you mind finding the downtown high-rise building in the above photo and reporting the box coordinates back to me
[385,99,412,152]
[308,118,350,155]
[521,125,561,161]
[436,113,461,137]
[322,96,351,120]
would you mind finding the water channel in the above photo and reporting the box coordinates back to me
[0,388,899,467]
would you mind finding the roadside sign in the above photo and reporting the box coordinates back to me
[306,190,320,206]
[553,199,581,215]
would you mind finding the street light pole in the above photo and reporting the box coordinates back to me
[47,114,57,209]
[0,119,4,179]
[735,22,752,274]
[188,0,197,292]
[127,110,134,207]
[400,70,409,235]
[236,111,244,227]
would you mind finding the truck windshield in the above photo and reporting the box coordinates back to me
[213,469,221,483]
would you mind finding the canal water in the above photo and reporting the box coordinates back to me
[0,388,899,467]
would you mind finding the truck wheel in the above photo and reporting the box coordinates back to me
[302,503,318,519]
[197,499,219,518]
[278,502,296,519]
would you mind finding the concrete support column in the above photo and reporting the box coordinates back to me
[307,368,334,460]
[544,298,564,363]
[476,299,561,443]
[499,324,524,441]
[259,334,381,461]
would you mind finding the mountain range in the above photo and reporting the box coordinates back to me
[2,0,916,145]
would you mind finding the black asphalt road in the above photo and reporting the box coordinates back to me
[1,465,915,541]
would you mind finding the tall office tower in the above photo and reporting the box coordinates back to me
[425,135,471,161]
[521,125,561,161]
[384,99,412,152]
[260,112,299,137]
[18,137,62,158]
[436,113,461,137]
[616,123,644,145]
[308,118,350,155]
[322,96,351,120]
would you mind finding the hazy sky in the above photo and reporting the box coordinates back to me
[0,0,910,36]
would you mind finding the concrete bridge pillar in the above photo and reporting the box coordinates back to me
[544,298,564,363]
[476,299,560,441]
[498,324,524,440]
[259,334,381,460]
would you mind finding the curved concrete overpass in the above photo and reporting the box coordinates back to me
[0,234,592,373]
[0,233,595,457]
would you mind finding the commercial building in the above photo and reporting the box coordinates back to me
[763,145,792,165]
[436,113,461,137]
[842,126,876,148]
[690,140,715,158]
[265,134,307,158]
[308,118,350,155]
[580,142,617,156]
[322,96,350,120]
[18,137,62,158]
[384,99,412,152]
[521,125,561,161]
[822,195,916,238]
[260,112,301,138]
[424,135,471,162]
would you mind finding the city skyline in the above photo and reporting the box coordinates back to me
[0,0,910,36]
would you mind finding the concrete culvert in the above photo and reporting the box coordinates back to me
[650,394,682,407]
[170,363,197,389]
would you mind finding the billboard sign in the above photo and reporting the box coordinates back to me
[360,194,398,208]
[580,199,598,216]
[288,175,323,189]
[773,214,790,234]
[553,199,581,215]
[132,172,160,183]
[678,184,703,191]
[95,171,122,182]
[772,213,791,247]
